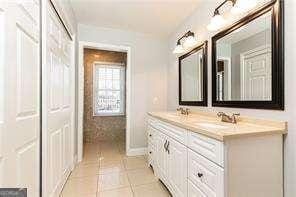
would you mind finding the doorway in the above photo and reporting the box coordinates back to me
[83,48,127,152]
[78,42,132,162]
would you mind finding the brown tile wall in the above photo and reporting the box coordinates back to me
[83,48,127,143]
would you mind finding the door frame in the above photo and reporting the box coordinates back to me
[217,56,232,100]
[77,41,131,162]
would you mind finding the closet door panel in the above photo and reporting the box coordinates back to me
[43,2,74,196]
[0,1,40,196]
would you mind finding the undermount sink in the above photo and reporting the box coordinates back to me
[193,122,229,129]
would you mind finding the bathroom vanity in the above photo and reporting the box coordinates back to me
[147,111,287,197]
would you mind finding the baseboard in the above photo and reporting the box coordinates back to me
[127,147,147,156]
[53,168,72,197]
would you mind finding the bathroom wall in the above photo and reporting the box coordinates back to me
[78,24,168,148]
[168,0,296,196]
[83,49,127,143]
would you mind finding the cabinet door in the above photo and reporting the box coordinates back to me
[188,180,207,197]
[167,137,188,197]
[154,131,168,183]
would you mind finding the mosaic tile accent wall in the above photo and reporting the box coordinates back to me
[83,49,127,143]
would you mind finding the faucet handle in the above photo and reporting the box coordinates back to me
[185,108,190,115]
[217,112,225,117]
[232,113,240,123]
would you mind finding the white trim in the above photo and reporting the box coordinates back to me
[92,63,126,116]
[127,147,148,156]
[53,168,72,197]
[217,56,232,100]
[93,61,125,66]
[78,41,132,162]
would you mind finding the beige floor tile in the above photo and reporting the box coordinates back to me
[99,153,123,163]
[84,143,100,153]
[99,160,125,175]
[127,168,158,186]
[132,182,171,197]
[82,152,100,162]
[98,172,130,191]
[97,187,133,197]
[61,176,98,197]
[76,160,100,167]
[70,164,99,178]
[61,194,96,197]
[123,156,148,170]
[101,149,121,157]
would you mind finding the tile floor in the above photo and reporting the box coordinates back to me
[60,140,171,197]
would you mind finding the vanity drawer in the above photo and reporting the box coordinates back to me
[188,179,208,197]
[188,149,224,197]
[188,131,224,166]
[147,141,155,166]
[154,120,188,145]
[147,125,155,143]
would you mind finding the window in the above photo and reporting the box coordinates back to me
[93,63,125,116]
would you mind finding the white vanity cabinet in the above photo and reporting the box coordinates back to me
[147,114,284,197]
[148,120,188,197]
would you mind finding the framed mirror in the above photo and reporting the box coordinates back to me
[212,0,284,110]
[179,41,208,106]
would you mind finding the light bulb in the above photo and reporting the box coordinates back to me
[207,14,226,31]
[183,35,198,48]
[173,44,185,54]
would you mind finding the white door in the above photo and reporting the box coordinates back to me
[167,137,187,197]
[241,46,271,100]
[0,1,40,196]
[154,131,168,183]
[43,2,74,196]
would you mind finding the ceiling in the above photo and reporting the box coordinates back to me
[69,0,200,37]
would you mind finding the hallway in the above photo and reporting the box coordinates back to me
[60,139,171,197]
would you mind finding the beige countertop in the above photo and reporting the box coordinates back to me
[148,111,287,141]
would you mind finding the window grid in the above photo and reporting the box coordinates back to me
[93,63,125,116]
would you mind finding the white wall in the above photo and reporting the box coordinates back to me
[168,0,295,196]
[78,24,168,148]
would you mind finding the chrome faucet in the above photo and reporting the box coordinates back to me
[217,112,240,124]
[177,107,190,115]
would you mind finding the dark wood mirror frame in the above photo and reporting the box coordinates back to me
[179,41,208,106]
[211,0,284,110]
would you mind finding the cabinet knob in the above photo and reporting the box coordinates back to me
[149,151,152,154]
[197,173,203,178]
[149,134,152,137]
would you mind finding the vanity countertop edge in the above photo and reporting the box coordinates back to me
[147,111,287,141]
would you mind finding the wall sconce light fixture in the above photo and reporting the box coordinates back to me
[207,0,257,31]
[173,31,197,54]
